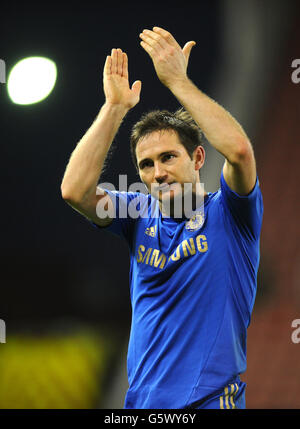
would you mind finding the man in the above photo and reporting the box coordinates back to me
[61,27,263,409]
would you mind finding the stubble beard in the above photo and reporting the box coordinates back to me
[158,182,204,219]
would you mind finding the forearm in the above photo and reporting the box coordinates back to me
[169,78,250,163]
[61,102,128,202]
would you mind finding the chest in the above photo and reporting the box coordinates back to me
[132,213,223,273]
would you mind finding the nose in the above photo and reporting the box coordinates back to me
[154,162,168,184]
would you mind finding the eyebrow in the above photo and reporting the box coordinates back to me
[138,150,179,169]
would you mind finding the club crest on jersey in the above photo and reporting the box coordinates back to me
[145,225,157,237]
[185,212,205,232]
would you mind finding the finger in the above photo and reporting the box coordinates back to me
[122,52,128,79]
[140,40,156,59]
[111,48,118,74]
[104,55,111,76]
[152,26,179,48]
[117,48,123,75]
[131,80,142,96]
[140,29,167,50]
[182,41,196,64]
[139,32,160,53]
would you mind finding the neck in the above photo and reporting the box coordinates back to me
[159,189,208,219]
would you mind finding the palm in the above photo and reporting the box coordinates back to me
[103,49,141,110]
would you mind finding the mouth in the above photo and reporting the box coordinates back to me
[156,182,176,192]
[150,182,180,201]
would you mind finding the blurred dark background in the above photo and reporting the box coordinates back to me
[0,0,299,409]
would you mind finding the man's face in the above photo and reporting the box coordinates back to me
[136,129,205,210]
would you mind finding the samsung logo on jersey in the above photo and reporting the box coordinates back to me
[136,234,208,270]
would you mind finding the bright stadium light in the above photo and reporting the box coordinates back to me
[7,56,57,105]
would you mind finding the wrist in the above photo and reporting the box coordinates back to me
[102,101,130,117]
[167,76,193,94]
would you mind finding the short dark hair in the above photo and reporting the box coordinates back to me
[130,108,204,170]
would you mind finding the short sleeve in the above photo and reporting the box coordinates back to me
[89,189,150,246]
[220,170,264,240]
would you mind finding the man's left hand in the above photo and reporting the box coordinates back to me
[139,27,196,88]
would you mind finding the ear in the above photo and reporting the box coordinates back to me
[193,146,205,171]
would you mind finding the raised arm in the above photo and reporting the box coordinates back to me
[139,27,256,196]
[61,49,142,225]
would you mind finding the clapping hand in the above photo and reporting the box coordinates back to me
[103,48,142,110]
[139,26,196,88]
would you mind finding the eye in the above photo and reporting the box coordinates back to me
[162,154,175,162]
[140,160,153,170]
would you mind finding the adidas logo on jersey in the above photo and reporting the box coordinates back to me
[145,225,157,237]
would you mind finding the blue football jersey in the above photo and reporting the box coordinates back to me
[90,170,263,409]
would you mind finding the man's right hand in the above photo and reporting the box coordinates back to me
[61,48,141,228]
[103,48,142,110]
